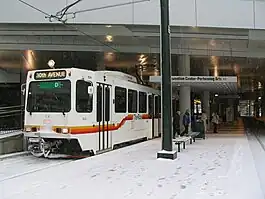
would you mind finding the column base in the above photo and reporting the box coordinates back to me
[157,150,177,160]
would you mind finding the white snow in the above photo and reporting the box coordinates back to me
[157,150,177,154]
[0,135,263,199]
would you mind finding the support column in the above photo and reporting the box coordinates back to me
[262,83,265,117]
[202,92,210,128]
[20,54,28,151]
[157,0,177,160]
[172,56,178,111]
[178,55,191,132]
[202,65,210,130]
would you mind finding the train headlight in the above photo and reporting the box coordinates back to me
[62,128,69,134]
[25,127,31,132]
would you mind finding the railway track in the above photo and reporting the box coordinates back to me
[0,153,73,182]
[246,126,265,152]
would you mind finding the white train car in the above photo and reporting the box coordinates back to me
[23,68,161,158]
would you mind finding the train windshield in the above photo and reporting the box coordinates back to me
[26,80,71,113]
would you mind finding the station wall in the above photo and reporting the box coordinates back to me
[0,70,20,83]
[1,0,265,29]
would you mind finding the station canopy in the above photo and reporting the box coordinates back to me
[149,76,238,94]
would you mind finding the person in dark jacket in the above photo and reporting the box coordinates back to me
[181,109,191,136]
[173,111,180,138]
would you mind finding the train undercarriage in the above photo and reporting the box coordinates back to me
[27,138,94,158]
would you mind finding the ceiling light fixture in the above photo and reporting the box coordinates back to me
[105,35,113,42]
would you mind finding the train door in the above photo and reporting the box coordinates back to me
[148,94,155,138]
[96,83,112,152]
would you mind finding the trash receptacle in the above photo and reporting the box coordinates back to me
[192,120,205,139]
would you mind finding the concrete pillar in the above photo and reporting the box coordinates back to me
[202,92,210,127]
[262,83,265,117]
[172,56,178,112]
[20,56,28,151]
[178,55,191,132]
[202,65,210,129]
[227,99,235,122]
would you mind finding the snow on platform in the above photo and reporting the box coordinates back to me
[0,136,263,199]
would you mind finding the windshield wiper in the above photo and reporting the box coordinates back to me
[52,94,66,116]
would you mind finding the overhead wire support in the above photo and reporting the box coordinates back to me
[49,0,151,22]
[18,0,150,52]
[54,0,82,21]
[67,0,150,15]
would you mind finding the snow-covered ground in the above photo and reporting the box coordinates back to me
[0,135,263,199]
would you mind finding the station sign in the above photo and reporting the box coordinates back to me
[149,76,237,83]
[34,70,67,80]
[171,76,237,83]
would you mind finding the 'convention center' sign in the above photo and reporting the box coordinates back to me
[149,76,237,83]
[171,76,236,82]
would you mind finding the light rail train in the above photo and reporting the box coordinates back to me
[23,68,161,158]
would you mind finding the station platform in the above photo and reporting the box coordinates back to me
[0,130,23,139]
[206,119,245,136]
[1,123,264,199]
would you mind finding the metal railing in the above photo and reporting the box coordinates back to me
[0,105,24,135]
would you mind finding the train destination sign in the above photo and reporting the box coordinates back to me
[34,70,67,80]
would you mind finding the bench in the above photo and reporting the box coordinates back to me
[173,136,191,152]
[187,131,200,144]
[172,132,201,152]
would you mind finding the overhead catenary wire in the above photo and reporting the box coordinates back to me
[67,0,150,15]
[18,0,118,52]
[17,0,150,52]
[54,0,82,20]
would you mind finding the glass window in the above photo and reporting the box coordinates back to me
[128,89,137,113]
[105,87,110,121]
[76,80,93,113]
[115,87,127,113]
[96,85,102,122]
[155,95,161,116]
[158,96,161,113]
[26,80,71,113]
[148,95,154,115]
[139,91,147,113]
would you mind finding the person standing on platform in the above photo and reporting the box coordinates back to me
[173,111,181,138]
[212,112,219,133]
[181,109,191,136]
[201,111,208,134]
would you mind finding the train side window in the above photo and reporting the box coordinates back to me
[76,80,93,113]
[139,91,147,113]
[128,89,137,113]
[155,96,159,116]
[148,95,154,115]
[96,85,102,122]
[115,86,127,113]
[158,96,161,113]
